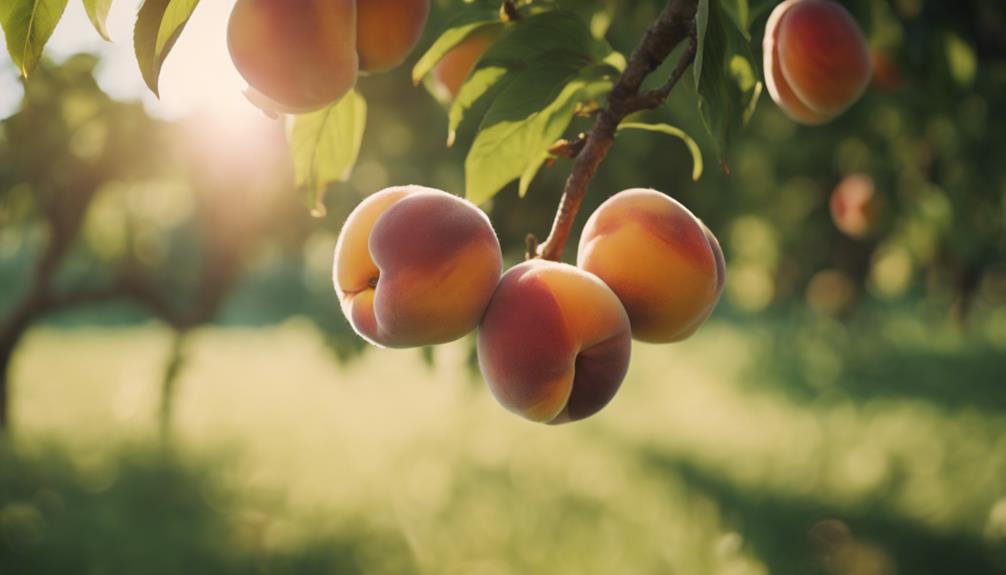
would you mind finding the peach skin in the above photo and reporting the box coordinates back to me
[477,260,632,424]
[356,0,430,72]
[577,188,721,343]
[763,0,871,125]
[228,0,358,112]
[334,185,502,348]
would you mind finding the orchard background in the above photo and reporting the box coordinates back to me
[2,0,1006,573]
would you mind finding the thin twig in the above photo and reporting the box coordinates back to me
[535,0,699,261]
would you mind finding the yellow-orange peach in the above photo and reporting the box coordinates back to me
[356,0,430,72]
[228,0,357,112]
[830,173,879,239]
[577,189,721,343]
[678,221,727,339]
[430,28,498,102]
[763,0,871,125]
[477,260,631,424]
[334,185,502,348]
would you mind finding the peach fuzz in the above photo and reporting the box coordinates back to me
[477,260,632,424]
[334,186,502,348]
[227,0,358,112]
[763,0,871,125]
[577,189,722,343]
[356,0,430,72]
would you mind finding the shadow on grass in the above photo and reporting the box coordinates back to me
[641,450,1006,575]
[0,442,416,575]
[746,313,1006,415]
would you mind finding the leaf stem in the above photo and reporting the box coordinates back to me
[534,0,699,261]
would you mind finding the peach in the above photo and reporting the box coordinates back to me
[430,28,499,102]
[681,221,727,337]
[228,0,358,112]
[763,0,871,125]
[477,260,631,424]
[334,186,502,348]
[830,173,879,239]
[356,0,430,72]
[577,189,722,343]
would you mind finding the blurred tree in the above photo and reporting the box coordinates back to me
[0,55,294,437]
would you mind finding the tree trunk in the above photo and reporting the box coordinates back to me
[158,331,188,443]
[0,296,45,432]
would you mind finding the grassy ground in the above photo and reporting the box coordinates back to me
[3,311,1006,574]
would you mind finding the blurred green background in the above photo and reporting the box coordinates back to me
[2,0,1005,573]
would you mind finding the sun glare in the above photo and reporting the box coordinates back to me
[42,0,281,161]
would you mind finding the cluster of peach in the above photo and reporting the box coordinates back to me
[225,0,497,114]
[333,186,724,424]
[226,0,432,113]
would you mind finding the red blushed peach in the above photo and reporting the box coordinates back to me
[334,185,502,348]
[830,173,879,239]
[430,28,499,102]
[477,260,632,424]
[577,189,721,343]
[228,0,358,112]
[763,0,871,125]
[356,0,430,72]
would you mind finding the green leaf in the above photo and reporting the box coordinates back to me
[618,122,704,181]
[0,0,69,78]
[412,17,503,85]
[720,0,750,39]
[133,0,200,96]
[447,65,509,147]
[290,90,368,217]
[465,59,616,205]
[82,0,113,41]
[447,10,613,149]
[693,0,761,168]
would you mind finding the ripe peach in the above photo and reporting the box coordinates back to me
[830,173,879,239]
[430,28,499,102]
[577,189,722,343]
[356,0,430,72]
[680,221,727,338]
[228,0,358,112]
[242,87,320,117]
[477,260,631,424]
[763,0,871,125]
[334,186,502,348]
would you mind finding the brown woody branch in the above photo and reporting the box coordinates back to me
[535,0,699,261]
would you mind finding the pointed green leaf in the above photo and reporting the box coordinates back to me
[0,0,69,78]
[446,9,614,148]
[618,122,704,181]
[465,60,615,205]
[82,0,113,41]
[447,65,508,146]
[693,0,761,167]
[290,90,367,217]
[133,0,200,96]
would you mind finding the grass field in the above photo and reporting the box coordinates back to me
[3,311,1006,574]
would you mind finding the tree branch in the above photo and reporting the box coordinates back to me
[535,0,700,261]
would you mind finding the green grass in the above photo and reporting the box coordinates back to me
[4,313,1006,574]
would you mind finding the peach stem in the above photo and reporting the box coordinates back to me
[535,0,699,262]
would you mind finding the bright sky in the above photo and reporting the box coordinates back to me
[0,0,262,123]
